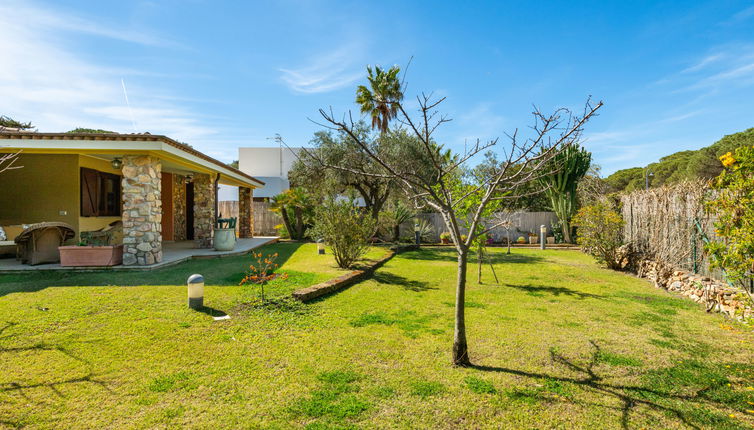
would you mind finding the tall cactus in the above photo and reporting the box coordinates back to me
[539,144,592,243]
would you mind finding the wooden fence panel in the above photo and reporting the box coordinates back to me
[218,200,283,236]
[218,201,240,234]
[252,201,283,236]
[398,211,558,242]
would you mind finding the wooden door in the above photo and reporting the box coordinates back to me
[161,173,174,241]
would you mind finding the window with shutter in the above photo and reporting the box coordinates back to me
[80,168,122,217]
[81,168,100,217]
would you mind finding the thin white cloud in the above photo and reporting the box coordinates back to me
[279,45,364,94]
[722,5,754,25]
[0,1,224,155]
[681,53,724,73]
[0,0,180,48]
[669,45,754,93]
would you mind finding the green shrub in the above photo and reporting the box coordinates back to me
[274,223,290,239]
[572,202,624,270]
[706,146,754,283]
[309,198,376,268]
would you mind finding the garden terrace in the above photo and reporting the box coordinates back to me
[1,243,753,428]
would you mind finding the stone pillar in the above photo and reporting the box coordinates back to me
[193,173,214,248]
[239,187,253,238]
[121,155,162,266]
[172,175,187,241]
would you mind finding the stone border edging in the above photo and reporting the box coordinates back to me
[292,244,418,302]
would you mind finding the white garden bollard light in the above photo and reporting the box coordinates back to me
[540,225,547,250]
[187,274,204,309]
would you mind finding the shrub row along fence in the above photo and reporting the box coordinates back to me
[230,199,558,243]
[399,211,558,243]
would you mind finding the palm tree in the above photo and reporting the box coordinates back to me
[270,192,295,239]
[355,65,403,133]
[287,187,311,240]
[270,188,311,240]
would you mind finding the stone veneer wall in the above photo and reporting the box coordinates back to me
[121,155,162,265]
[193,173,215,248]
[636,259,753,323]
[239,187,253,238]
[172,174,187,241]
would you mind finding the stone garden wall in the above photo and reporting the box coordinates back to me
[121,155,162,266]
[636,259,753,323]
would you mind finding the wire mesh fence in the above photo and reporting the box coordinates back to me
[620,180,723,278]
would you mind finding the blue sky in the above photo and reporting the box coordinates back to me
[1,0,753,174]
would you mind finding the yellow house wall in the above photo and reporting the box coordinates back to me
[0,154,80,237]
[78,155,122,233]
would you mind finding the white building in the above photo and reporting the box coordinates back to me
[236,146,302,200]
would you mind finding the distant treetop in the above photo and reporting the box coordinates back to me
[0,115,34,130]
[605,127,754,192]
[66,128,117,134]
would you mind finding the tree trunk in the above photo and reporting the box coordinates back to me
[453,250,471,366]
[506,230,511,254]
[561,220,571,244]
[294,207,305,240]
[279,207,295,240]
[393,224,400,242]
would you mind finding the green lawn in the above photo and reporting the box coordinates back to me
[1,244,753,429]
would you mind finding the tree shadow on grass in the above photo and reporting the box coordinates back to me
[472,340,753,429]
[503,283,604,299]
[0,322,111,410]
[0,242,305,297]
[372,271,437,292]
[399,247,545,264]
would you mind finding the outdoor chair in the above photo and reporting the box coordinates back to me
[15,222,75,265]
[0,224,27,256]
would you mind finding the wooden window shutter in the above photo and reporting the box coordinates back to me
[80,168,100,217]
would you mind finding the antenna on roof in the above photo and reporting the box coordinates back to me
[121,78,138,133]
[266,134,284,177]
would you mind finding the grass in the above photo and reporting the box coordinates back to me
[1,245,753,428]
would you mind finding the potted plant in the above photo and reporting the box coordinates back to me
[546,236,556,244]
[214,217,237,251]
[528,232,538,245]
[59,232,123,267]
[516,236,527,244]
[440,232,451,244]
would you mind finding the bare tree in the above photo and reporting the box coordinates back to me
[304,74,602,365]
[492,210,525,254]
[0,151,22,174]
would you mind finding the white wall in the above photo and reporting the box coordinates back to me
[237,147,301,199]
[238,147,301,178]
[218,184,238,201]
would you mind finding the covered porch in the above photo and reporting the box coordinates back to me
[0,237,278,273]
[0,132,266,268]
